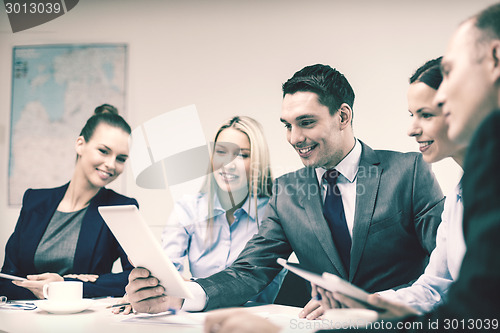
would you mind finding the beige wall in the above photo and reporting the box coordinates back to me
[1,0,497,265]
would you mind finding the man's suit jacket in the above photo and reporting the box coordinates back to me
[0,183,138,300]
[197,141,444,310]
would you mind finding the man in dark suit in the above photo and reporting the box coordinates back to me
[303,3,500,331]
[125,64,444,314]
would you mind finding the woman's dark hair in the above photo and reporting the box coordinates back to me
[409,57,443,90]
[79,104,131,141]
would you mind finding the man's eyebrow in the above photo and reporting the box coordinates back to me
[280,115,316,123]
[295,114,316,121]
[415,108,430,114]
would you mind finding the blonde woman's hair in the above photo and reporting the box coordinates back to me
[201,116,273,242]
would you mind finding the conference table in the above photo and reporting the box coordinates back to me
[0,298,317,333]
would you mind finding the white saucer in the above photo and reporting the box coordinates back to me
[37,299,94,314]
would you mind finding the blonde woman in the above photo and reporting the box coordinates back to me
[162,116,285,303]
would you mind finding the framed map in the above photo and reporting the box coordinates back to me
[8,44,127,206]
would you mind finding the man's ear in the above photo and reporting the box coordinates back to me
[75,136,85,157]
[491,40,500,82]
[338,103,353,129]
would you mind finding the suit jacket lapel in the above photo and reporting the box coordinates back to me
[350,141,382,281]
[299,168,348,278]
[73,188,106,273]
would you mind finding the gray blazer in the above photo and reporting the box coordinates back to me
[197,141,444,310]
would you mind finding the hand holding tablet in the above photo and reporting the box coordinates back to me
[277,258,372,304]
[98,205,193,299]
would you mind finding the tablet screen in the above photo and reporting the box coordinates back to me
[98,205,193,299]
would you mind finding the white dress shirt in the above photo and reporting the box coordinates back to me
[162,192,269,278]
[162,192,284,304]
[377,180,466,313]
[315,139,362,237]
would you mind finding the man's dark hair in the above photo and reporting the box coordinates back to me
[474,2,500,41]
[410,57,443,90]
[282,64,355,116]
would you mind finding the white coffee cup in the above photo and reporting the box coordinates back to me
[43,281,83,303]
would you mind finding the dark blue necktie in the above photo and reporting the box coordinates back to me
[323,169,351,271]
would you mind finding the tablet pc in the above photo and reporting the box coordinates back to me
[98,205,193,299]
[277,258,370,304]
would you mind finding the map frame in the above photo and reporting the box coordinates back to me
[8,43,128,206]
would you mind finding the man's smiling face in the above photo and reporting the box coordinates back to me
[280,91,347,169]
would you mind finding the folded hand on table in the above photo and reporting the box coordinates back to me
[125,267,183,314]
[63,274,99,282]
[12,273,64,299]
[204,308,280,333]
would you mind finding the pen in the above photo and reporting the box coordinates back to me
[0,302,37,310]
[106,302,130,309]
[106,303,177,315]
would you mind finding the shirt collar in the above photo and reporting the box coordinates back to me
[315,138,361,183]
[212,192,261,220]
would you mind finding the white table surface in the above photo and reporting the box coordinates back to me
[0,298,311,333]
